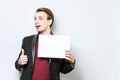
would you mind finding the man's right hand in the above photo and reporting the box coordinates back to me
[18,49,28,66]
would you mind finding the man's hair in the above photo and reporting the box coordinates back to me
[36,7,54,28]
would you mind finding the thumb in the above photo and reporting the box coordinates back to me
[21,49,25,55]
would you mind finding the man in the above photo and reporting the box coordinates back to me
[15,7,75,80]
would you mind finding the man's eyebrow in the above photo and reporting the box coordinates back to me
[39,16,43,18]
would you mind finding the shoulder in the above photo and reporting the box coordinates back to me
[22,34,37,42]
[23,34,36,39]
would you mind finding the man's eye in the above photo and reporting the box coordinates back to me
[39,18,43,20]
[34,17,36,20]
[39,16,43,20]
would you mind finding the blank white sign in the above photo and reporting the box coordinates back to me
[38,35,70,58]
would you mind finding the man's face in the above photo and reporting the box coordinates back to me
[34,11,51,33]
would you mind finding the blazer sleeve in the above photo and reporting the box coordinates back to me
[15,38,25,71]
[60,59,75,74]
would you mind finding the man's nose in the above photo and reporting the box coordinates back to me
[35,19,39,24]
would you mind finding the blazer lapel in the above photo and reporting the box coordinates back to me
[31,34,37,64]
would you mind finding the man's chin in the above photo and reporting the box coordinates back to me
[37,30,42,33]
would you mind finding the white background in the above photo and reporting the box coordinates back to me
[0,0,120,80]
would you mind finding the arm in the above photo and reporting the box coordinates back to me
[60,59,75,74]
[15,38,28,71]
[60,50,75,74]
[15,51,23,71]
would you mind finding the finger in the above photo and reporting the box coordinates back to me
[20,55,28,61]
[65,51,75,64]
[65,50,71,52]
[21,49,25,55]
[19,58,28,64]
[20,61,27,65]
[66,54,72,59]
[65,56,74,64]
[21,59,28,63]
[18,55,28,65]
[65,51,73,58]
[19,60,26,65]
[20,57,28,62]
[21,55,28,58]
[20,55,27,59]
[65,50,73,54]
[65,54,73,61]
[18,59,27,65]
[65,57,72,63]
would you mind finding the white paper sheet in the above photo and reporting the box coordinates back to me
[38,35,70,58]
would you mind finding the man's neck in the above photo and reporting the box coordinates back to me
[39,32,51,35]
[39,27,51,35]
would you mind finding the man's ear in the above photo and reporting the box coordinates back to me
[48,19,52,26]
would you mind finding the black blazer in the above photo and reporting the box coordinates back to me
[15,35,75,80]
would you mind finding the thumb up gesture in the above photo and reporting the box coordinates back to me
[18,49,28,66]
